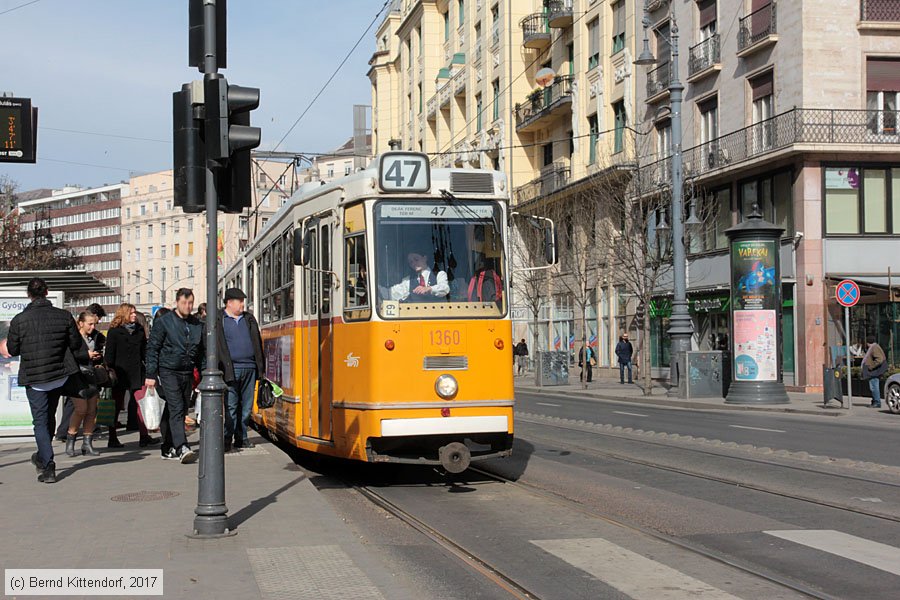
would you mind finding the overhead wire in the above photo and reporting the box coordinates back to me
[0,0,40,17]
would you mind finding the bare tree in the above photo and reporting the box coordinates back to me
[0,177,77,271]
[509,213,551,367]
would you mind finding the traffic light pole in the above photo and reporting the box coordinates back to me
[192,0,230,538]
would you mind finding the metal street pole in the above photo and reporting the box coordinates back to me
[665,17,693,395]
[192,0,230,538]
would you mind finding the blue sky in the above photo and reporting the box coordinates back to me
[1,0,380,191]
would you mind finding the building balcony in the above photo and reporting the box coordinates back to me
[514,164,571,205]
[687,34,721,82]
[426,94,438,119]
[520,13,550,49]
[644,108,900,184]
[737,2,778,57]
[646,61,672,103]
[547,0,573,28]
[514,75,574,132]
[860,0,900,21]
[452,66,467,96]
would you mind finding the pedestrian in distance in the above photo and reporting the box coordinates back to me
[6,278,98,483]
[862,335,888,409]
[214,288,265,452]
[145,288,203,464]
[55,303,106,443]
[615,333,634,384]
[105,303,158,447]
[194,303,207,324]
[514,338,529,376]
[63,311,105,457]
[578,344,594,383]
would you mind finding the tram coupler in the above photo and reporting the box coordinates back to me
[439,442,471,474]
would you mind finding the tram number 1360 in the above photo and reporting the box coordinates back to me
[378,152,431,193]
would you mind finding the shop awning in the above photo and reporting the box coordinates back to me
[0,270,114,296]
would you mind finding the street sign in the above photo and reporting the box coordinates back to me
[151,305,163,317]
[836,279,860,307]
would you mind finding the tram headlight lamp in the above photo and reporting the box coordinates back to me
[435,374,458,399]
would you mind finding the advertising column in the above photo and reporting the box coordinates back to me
[725,207,790,404]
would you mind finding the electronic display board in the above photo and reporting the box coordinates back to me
[0,97,37,163]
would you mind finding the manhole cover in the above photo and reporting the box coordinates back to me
[111,490,180,502]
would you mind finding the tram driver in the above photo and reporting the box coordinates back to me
[389,251,450,303]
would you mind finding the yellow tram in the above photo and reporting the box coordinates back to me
[222,152,529,472]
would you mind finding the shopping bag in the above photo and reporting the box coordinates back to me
[137,387,165,431]
[95,388,116,427]
[257,379,276,409]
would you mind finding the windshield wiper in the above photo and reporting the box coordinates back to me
[439,189,502,238]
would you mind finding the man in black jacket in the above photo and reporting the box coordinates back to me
[216,288,265,452]
[145,288,203,464]
[7,278,94,483]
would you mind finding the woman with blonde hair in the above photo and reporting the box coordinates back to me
[104,303,157,447]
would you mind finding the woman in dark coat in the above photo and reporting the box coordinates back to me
[105,303,156,447]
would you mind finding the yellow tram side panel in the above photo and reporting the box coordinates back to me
[330,318,515,461]
[253,323,305,444]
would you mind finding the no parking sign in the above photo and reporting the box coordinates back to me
[836,279,860,307]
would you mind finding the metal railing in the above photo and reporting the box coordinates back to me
[688,34,720,77]
[514,75,575,129]
[547,0,573,26]
[861,0,900,21]
[520,13,550,44]
[644,108,900,182]
[646,61,672,99]
[514,165,571,205]
[739,2,777,51]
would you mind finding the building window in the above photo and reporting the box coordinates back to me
[698,96,719,144]
[458,0,464,26]
[174,244,180,257]
[125,207,131,218]
[135,249,141,261]
[750,71,774,152]
[656,119,672,157]
[417,26,423,54]
[140,205,146,216]
[161,245,167,259]
[698,0,717,39]
[135,226,141,240]
[542,143,553,167]
[418,83,423,114]
[492,79,500,121]
[153,202,159,213]
[741,170,792,234]
[444,11,450,40]
[188,265,194,279]
[188,242,194,256]
[187,219,193,233]
[567,42,574,75]
[612,1,625,55]
[147,269,153,282]
[588,114,599,164]
[475,93,483,132]
[587,18,600,69]
[866,58,900,135]
[613,101,626,153]
[148,247,154,260]
[135,292,141,305]
[825,167,900,235]
[174,266,180,281]
[147,224,153,238]
[161,222,167,236]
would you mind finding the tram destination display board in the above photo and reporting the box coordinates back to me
[0,97,37,163]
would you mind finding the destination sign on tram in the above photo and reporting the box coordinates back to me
[0,97,37,164]
[379,152,430,193]
[379,203,494,220]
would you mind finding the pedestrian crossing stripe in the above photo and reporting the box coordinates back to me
[764,530,900,577]
[532,538,742,599]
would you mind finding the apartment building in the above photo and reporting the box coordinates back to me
[121,160,293,315]
[17,184,125,313]
[631,0,900,391]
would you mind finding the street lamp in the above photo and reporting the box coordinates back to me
[634,1,693,394]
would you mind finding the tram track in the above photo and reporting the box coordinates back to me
[515,413,900,523]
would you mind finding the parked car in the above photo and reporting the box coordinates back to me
[885,373,900,414]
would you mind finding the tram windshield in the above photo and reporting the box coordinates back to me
[374,200,506,319]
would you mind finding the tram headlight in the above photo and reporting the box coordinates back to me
[435,374,458,399]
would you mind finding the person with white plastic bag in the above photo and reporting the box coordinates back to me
[105,303,158,448]
[135,386,165,431]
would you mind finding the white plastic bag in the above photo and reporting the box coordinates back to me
[138,387,165,431]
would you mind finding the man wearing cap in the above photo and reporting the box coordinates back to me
[216,288,265,452]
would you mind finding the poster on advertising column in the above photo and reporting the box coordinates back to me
[0,294,33,429]
[731,239,778,381]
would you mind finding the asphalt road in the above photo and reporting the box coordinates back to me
[515,390,900,467]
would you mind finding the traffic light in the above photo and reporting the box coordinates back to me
[204,76,260,213]
[173,83,205,213]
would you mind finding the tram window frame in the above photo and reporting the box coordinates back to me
[305,228,319,315]
[344,233,371,320]
[281,228,294,318]
[246,263,255,311]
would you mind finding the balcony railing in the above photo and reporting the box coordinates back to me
[643,108,900,184]
[738,2,777,53]
[514,165,571,205]
[861,0,900,21]
[646,61,672,100]
[520,13,550,49]
[547,0,574,28]
[688,34,720,79]
[514,74,575,131]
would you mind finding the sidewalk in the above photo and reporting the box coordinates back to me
[0,427,411,600]
[514,375,895,421]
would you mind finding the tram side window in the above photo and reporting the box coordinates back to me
[344,234,370,319]
[261,251,271,324]
[305,229,319,315]
[321,225,331,315]
[247,263,255,311]
[271,237,283,321]
[282,229,294,317]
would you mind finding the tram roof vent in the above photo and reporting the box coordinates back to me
[450,172,494,195]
